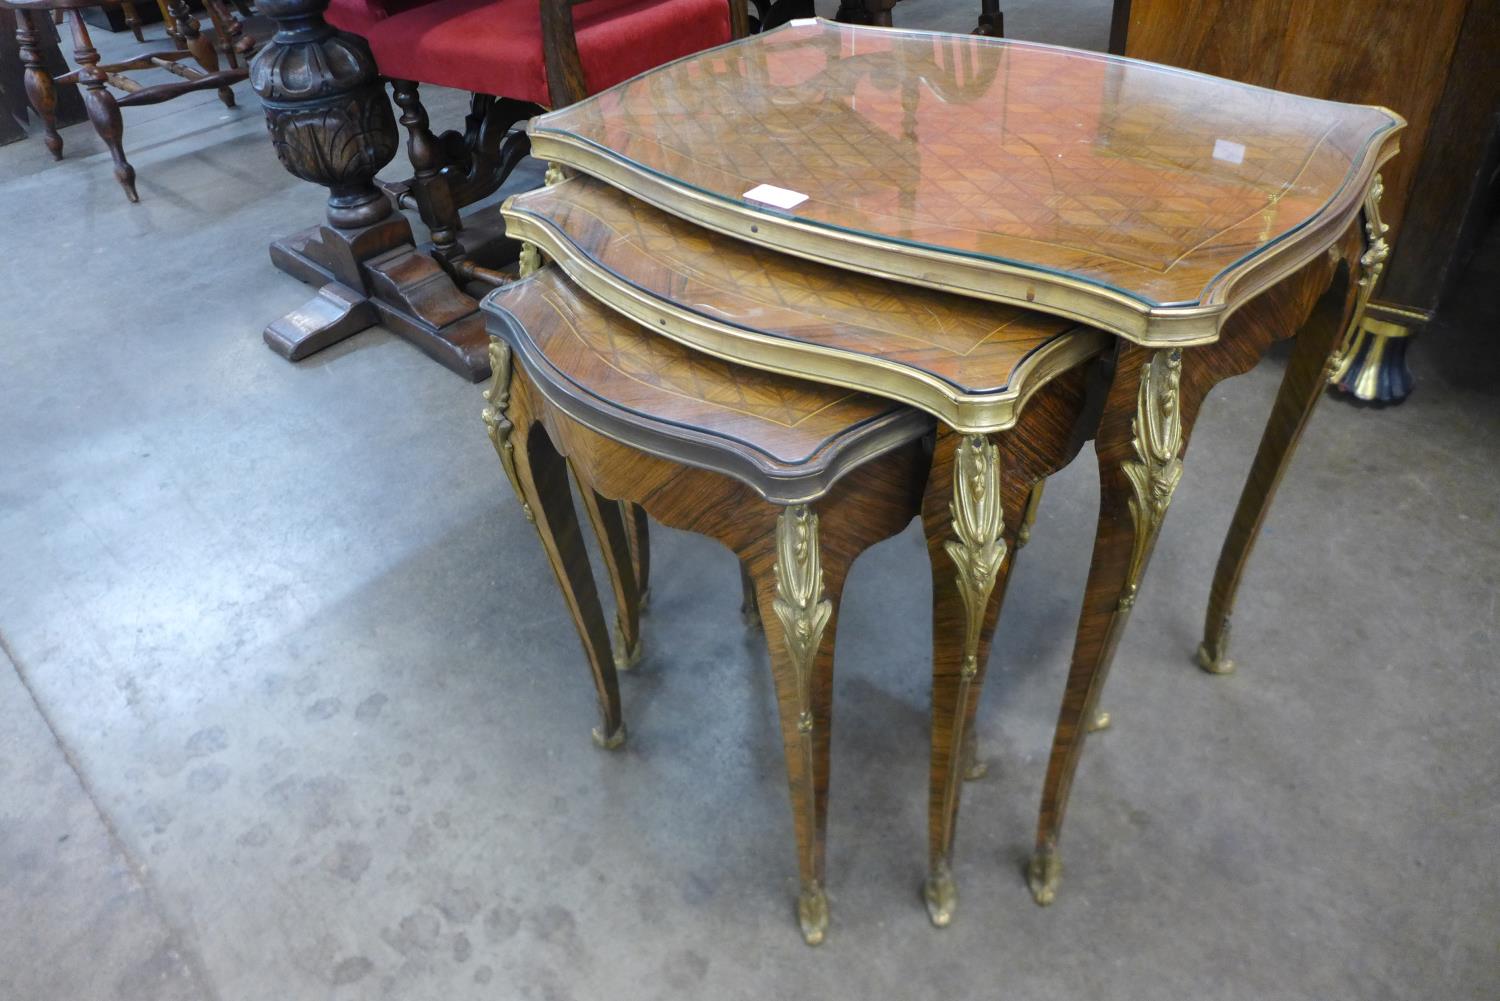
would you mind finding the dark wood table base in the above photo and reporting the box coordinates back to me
[252,0,510,382]
[265,217,493,380]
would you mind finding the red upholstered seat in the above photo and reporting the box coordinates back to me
[364,0,732,107]
[326,0,441,37]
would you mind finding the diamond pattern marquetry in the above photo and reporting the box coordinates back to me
[506,175,1083,399]
[534,20,1401,312]
[488,269,914,467]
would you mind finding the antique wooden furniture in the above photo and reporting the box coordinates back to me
[502,170,1114,932]
[3,4,90,146]
[482,265,935,945]
[522,20,1401,915]
[3,0,251,199]
[1117,0,1500,402]
[252,0,745,381]
[80,0,257,43]
[2,7,35,144]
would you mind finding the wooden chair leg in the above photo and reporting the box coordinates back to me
[165,0,233,108]
[510,421,626,749]
[16,11,63,160]
[120,2,145,42]
[576,482,644,671]
[1031,346,1185,907]
[202,0,250,69]
[1198,266,1354,676]
[747,503,850,946]
[389,79,465,267]
[156,0,185,49]
[68,12,136,201]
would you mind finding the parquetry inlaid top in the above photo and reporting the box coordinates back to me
[484,269,932,502]
[504,175,1109,432]
[529,19,1403,345]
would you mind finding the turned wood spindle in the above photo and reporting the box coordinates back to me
[66,11,136,200]
[15,10,62,159]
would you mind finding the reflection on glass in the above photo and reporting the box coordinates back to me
[536,20,1399,306]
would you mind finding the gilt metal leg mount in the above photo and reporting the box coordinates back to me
[772,504,833,946]
[482,340,533,523]
[925,433,1006,928]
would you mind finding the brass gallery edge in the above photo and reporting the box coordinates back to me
[528,126,1402,350]
[502,204,1111,435]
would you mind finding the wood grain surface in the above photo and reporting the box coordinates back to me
[1121,0,1466,287]
[501,334,928,943]
[532,18,1401,336]
[483,268,931,483]
[505,175,1082,396]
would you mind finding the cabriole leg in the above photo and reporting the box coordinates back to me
[739,559,760,631]
[577,484,644,671]
[752,503,846,946]
[923,433,1007,928]
[487,344,623,747]
[1031,346,1184,906]
[513,422,625,749]
[1199,258,1359,675]
[623,503,650,611]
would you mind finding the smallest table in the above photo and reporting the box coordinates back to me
[484,265,933,944]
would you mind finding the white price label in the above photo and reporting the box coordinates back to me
[743,184,809,210]
[1212,139,1246,164]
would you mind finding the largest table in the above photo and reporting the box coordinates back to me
[512,18,1402,916]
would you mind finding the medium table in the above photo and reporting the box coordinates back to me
[518,19,1401,914]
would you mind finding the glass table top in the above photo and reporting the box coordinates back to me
[530,19,1402,344]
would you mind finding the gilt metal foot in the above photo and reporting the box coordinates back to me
[924,861,958,927]
[1027,850,1061,906]
[612,620,642,671]
[591,722,627,750]
[1196,640,1235,676]
[798,882,829,946]
[959,731,989,780]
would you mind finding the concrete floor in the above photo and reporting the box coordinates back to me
[2,6,1498,1000]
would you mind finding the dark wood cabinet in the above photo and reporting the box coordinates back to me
[1116,0,1500,401]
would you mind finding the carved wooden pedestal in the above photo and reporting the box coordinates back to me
[251,0,491,381]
